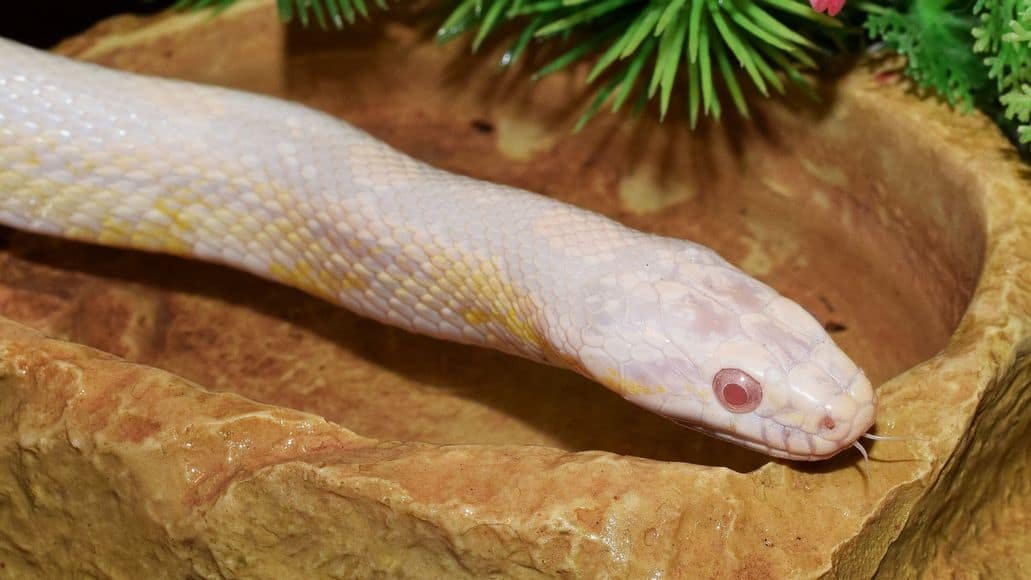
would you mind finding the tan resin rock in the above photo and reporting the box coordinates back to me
[0,1,1028,577]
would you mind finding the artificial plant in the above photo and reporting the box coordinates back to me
[863,0,1030,144]
[176,0,1031,147]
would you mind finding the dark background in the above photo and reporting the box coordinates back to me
[2,1,177,48]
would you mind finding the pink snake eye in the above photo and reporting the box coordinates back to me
[713,368,762,413]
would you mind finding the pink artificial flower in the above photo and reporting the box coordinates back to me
[810,0,845,16]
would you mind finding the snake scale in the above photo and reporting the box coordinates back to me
[0,37,876,461]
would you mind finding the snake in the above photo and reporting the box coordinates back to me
[0,37,877,461]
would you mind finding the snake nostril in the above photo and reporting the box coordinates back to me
[821,415,836,432]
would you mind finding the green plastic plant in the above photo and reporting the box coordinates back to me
[862,0,1030,144]
[175,0,1030,147]
[863,0,988,108]
[175,0,844,129]
[974,0,1031,143]
[433,0,845,130]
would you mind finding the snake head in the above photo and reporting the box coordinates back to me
[575,242,877,461]
[684,294,878,461]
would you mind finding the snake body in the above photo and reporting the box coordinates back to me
[0,38,875,460]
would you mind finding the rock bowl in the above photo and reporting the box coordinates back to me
[0,1,1028,577]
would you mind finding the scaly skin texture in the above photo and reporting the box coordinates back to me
[0,38,875,460]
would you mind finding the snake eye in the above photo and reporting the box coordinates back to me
[713,368,762,413]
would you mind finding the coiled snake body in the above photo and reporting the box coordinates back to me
[0,38,875,460]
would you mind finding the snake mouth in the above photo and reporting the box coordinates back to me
[679,415,872,461]
[669,421,852,462]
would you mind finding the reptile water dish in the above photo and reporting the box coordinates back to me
[0,1,1028,578]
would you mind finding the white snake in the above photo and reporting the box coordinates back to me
[0,37,876,461]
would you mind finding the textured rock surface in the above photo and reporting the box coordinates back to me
[0,0,1028,577]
